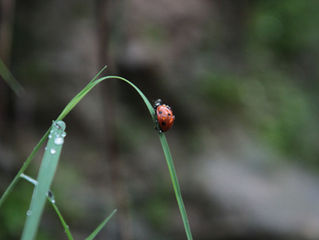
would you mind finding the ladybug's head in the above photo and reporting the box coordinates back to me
[153,99,163,109]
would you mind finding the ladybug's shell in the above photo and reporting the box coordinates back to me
[156,105,175,132]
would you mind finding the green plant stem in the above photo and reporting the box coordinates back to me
[51,201,74,240]
[85,209,117,240]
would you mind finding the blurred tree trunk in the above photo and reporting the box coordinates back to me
[95,1,131,239]
[0,0,15,134]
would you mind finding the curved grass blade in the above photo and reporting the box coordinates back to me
[0,67,193,239]
[21,120,67,240]
[102,76,193,239]
[0,58,25,96]
[20,174,74,240]
[85,209,117,240]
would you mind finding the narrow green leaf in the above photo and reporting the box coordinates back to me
[0,129,50,207]
[90,76,193,239]
[89,65,107,83]
[20,174,74,240]
[50,198,74,240]
[0,68,106,208]
[21,120,67,240]
[0,67,193,239]
[85,209,117,240]
[159,134,193,240]
[0,58,25,96]
[103,76,193,239]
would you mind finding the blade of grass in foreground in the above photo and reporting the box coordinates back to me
[20,174,117,240]
[20,174,74,240]
[85,209,117,240]
[158,134,193,240]
[21,120,67,240]
[0,67,107,207]
[0,130,50,207]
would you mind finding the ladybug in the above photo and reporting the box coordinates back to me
[154,99,175,132]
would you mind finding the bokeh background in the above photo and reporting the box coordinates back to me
[1,0,319,239]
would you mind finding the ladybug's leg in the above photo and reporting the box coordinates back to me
[153,116,162,133]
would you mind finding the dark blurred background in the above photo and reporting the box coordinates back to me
[1,0,319,239]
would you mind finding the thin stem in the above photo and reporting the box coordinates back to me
[85,209,117,240]
[51,201,74,240]
[159,134,193,240]
[20,173,38,185]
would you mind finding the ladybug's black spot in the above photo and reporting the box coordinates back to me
[168,113,171,116]
[161,122,166,126]
[159,111,162,114]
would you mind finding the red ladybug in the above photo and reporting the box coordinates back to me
[154,99,175,132]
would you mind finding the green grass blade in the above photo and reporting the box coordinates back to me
[57,74,193,238]
[101,76,193,239]
[0,58,25,96]
[0,68,106,208]
[21,120,67,240]
[89,65,107,83]
[99,76,156,117]
[21,171,113,240]
[159,134,193,240]
[50,198,74,240]
[20,174,74,240]
[56,70,106,120]
[0,67,193,239]
[85,209,117,240]
[0,129,50,208]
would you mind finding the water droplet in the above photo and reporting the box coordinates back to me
[50,148,56,154]
[54,137,64,145]
[55,121,66,130]
[45,147,48,151]
[51,199,56,204]
[61,132,67,137]
[26,210,32,216]
[48,134,52,139]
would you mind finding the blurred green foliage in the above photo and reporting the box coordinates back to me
[197,0,319,169]
[249,0,319,59]
[200,70,319,167]
[0,182,31,239]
